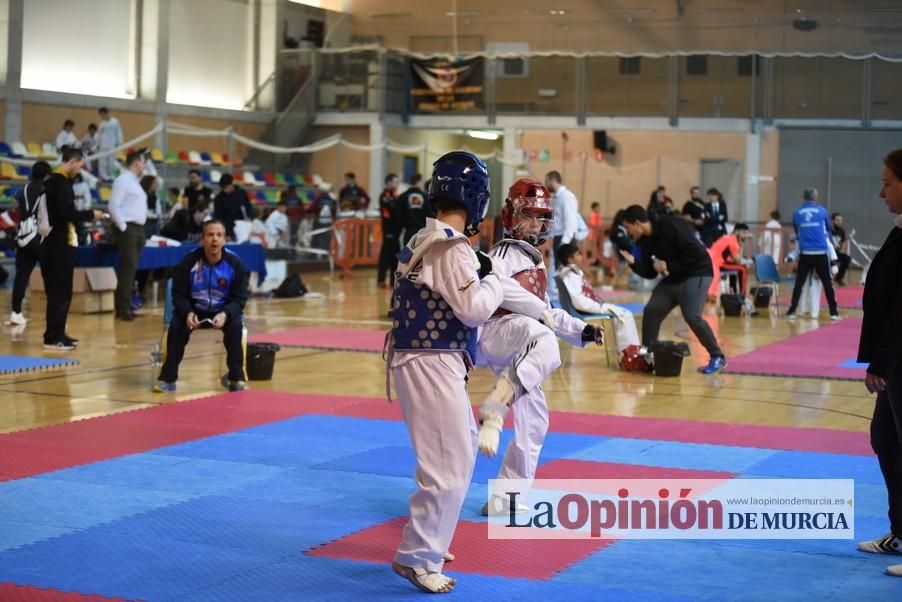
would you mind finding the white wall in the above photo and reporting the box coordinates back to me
[167,0,254,110]
[20,0,137,98]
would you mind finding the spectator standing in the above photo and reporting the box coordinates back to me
[832,212,853,286]
[153,220,249,393]
[546,170,580,302]
[339,172,370,211]
[376,173,400,289]
[80,123,99,174]
[183,170,214,212]
[9,161,52,326]
[96,107,123,181]
[55,120,78,151]
[647,186,675,219]
[109,151,148,321]
[396,173,428,246]
[619,205,726,374]
[785,188,840,320]
[760,210,783,264]
[682,186,706,238]
[701,188,729,246]
[265,203,290,248]
[41,148,103,350]
[213,173,253,241]
[856,149,902,577]
[586,202,605,266]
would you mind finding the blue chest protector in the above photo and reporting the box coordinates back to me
[389,230,478,363]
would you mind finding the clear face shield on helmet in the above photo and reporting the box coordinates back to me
[508,202,553,246]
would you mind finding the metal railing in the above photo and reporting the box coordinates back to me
[274,49,902,125]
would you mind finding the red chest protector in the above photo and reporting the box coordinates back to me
[491,239,547,317]
[581,280,602,303]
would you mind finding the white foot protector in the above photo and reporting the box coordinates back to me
[443,551,455,563]
[477,376,517,457]
[392,562,456,593]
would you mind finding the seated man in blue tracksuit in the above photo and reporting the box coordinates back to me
[786,187,840,320]
[153,219,249,392]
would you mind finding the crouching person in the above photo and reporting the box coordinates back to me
[153,219,249,393]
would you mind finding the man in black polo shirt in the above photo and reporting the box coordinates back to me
[397,173,428,247]
[619,204,726,374]
[681,186,706,240]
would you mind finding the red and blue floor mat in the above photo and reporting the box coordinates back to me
[0,391,898,600]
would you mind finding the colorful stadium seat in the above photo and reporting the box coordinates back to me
[151,148,165,163]
[210,169,223,184]
[177,151,190,163]
[200,152,213,165]
[16,165,31,179]
[0,163,13,180]
[12,143,30,158]
[0,142,13,157]
[188,151,202,165]
[243,171,262,186]
[265,190,280,204]
[41,143,58,158]
[99,187,112,202]
[26,143,44,157]
[201,171,212,184]
[210,152,225,166]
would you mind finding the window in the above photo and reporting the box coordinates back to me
[619,57,641,75]
[501,58,527,77]
[686,55,708,76]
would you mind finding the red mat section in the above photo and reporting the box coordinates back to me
[780,284,863,310]
[0,391,368,481]
[306,516,612,580]
[0,583,135,601]
[248,327,386,352]
[725,317,864,381]
[535,459,736,480]
[0,390,872,482]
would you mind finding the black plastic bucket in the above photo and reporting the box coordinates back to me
[652,341,691,377]
[246,343,281,381]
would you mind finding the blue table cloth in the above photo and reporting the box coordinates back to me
[75,244,267,281]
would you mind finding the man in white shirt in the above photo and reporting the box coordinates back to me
[55,120,79,152]
[97,107,124,181]
[544,170,580,304]
[109,151,147,321]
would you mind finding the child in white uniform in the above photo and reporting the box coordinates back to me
[388,153,548,594]
[556,243,641,358]
[475,179,605,513]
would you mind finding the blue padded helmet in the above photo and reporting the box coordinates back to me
[427,151,490,236]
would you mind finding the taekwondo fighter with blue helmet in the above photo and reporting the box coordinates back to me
[475,178,605,517]
[387,152,550,594]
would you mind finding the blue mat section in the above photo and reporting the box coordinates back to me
[840,359,869,369]
[0,411,892,600]
[570,437,777,473]
[617,302,645,315]
[0,354,78,373]
[744,451,883,484]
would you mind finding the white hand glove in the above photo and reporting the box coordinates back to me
[477,399,508,457]
[540,310,555,330]
[478,414,503,457]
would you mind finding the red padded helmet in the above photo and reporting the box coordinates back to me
[619,345,653,373]
[501,178,554,246]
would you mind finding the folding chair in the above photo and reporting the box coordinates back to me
[753,254,793,316]
[555,275,619,367]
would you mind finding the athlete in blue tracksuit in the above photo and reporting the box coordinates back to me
[155,219,249,392]
[786,187,840,319]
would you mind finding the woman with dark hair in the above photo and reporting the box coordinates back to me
[857,148,902,577]
[647,186,674,219]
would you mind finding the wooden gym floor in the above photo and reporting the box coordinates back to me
[0,267,873,435]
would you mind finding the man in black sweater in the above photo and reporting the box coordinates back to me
[42,147,103,350]
[376,173,400,289]
[213,173,254,241]
[619,205,726,374]
[397,173,428,247]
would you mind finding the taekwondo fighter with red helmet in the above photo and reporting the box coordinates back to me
[475,178,605,516]
[387,154,551,594]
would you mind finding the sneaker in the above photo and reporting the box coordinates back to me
[8,312,26,326]
[858,533,902,555]
[221,374,249,392]
[152,380,177,393]
[43,340,76,351]
[830,314,842,321]
[785,313,797,320]
[61,335,79,348]
[481,495,530,517]
[699,356,727,375]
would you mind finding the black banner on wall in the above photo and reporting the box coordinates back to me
[410,57,484,112]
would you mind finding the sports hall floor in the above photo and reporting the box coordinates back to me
[0,268,895,601]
